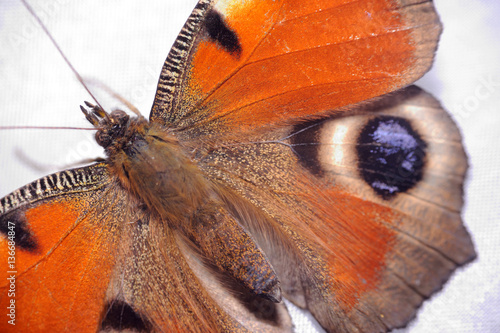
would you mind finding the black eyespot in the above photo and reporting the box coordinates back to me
[0,212,38,252]
[356,116,426,200]
[204,10,242,57]
[100,300,151,332]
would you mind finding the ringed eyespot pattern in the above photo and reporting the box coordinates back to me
[0,1,476,332]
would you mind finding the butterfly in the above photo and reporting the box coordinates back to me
[0,0,476,332]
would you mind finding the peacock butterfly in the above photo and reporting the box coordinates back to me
[0,0,476,332]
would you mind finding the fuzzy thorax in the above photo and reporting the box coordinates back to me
[94,110,210,223]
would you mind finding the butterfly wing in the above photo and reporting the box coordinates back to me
[197,86,475,332]
[0,163,292,332]
[150,0,441,138]
[0,163,119,331]
[145,0,473,331]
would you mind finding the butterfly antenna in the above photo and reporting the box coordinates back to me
[0,125,95,130]
[20,0,109,121]
[84,77,142,117]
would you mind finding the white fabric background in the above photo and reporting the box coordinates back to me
[0,1,498,332]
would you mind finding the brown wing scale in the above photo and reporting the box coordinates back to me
[197,86,475,332]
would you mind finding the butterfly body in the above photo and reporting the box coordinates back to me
[0,1,475,332]
[94,109,209,222]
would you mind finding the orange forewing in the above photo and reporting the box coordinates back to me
[0,192,119,331]
[0,201,81,276]
[167,0,439,136]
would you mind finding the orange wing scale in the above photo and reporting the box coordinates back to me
[176,0,438,135]
[0,196,118,332]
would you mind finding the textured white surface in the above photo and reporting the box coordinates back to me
[0,1,498,332]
